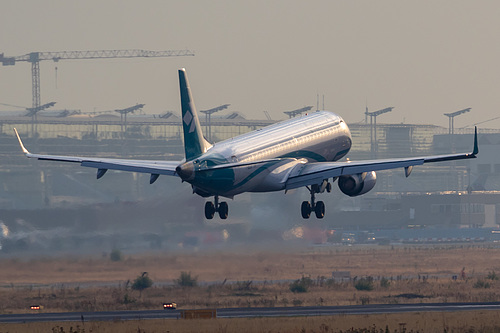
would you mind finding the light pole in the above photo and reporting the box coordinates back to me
[366,107,394,158]
[200,104,230,142]
[444,108,471,152]
[283,106,313,118]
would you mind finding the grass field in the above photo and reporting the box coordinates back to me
[2,245,500,284]
[1,244,500,331]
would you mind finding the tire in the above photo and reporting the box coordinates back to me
[205,201,215,219]
[315,201,325,219]
[219,201,229,219]
[326,182,332,193]
[301,201,311,219]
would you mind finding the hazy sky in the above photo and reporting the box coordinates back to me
[1,1,499,128]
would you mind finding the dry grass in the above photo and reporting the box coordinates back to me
[2,245,500,285]
[2,274,499,314]
[3,245,500,332]
[2,311,500,333]
[1,245,500,314]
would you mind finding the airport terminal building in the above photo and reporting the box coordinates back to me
[1,112,499,230]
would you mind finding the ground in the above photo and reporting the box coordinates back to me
[1,244,500,332]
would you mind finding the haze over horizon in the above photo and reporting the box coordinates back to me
[1,1,499,129]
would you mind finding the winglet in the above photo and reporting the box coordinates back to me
[473,126,479,155]
[14,128,30,155]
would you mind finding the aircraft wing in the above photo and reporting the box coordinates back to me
[285,128,479,190]
[14,129,180,179]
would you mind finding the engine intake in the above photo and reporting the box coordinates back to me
[338,171,376,197]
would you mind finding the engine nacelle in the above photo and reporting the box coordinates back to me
[338,171,376,197]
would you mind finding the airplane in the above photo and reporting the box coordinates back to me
[14,68,479,220]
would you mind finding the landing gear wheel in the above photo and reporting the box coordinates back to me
[301,184,329,219]
[219,202,229,219]
[315,201,325,219]
[301,201,312,219]
[205,202,215,219]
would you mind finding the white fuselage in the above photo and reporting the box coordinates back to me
[184,111,352,197]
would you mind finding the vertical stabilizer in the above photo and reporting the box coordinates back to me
[178,68,211,160]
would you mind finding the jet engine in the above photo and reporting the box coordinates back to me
[338,171,376,197]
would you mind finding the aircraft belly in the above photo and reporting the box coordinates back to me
[190,160,297,197]
[250,160,301,192]
[226,161,289,195]
[228,165,276,195]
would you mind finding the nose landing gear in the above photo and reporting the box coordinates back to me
[205,195,229,219]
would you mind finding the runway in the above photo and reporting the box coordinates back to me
[2,302,500,324]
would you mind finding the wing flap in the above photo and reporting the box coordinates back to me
[285,127,478,190]
[81,160,179,176]
[286,153,477,190]
[286,157,425,190]
[15,129,180,177]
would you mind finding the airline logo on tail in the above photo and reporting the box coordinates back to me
[13,68,479,220]
[183,109,195,133]
[178,68,211,160]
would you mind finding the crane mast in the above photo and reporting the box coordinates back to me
[0,49,195,110]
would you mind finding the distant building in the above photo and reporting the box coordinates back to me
[1,112,499,230]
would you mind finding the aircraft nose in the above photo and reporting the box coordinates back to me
[176,161,195,181]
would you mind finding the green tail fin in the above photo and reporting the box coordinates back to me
[178,68,211,160]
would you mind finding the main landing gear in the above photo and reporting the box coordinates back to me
[301,181,332,219]
[204,195,229,219]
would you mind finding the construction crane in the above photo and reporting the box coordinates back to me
[0,49,195,110]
